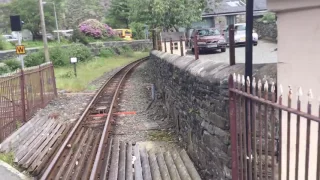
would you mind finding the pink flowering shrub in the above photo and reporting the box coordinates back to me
[79,19,116,38]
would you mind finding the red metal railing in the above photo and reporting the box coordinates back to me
[0,62,57,142]
[229,74,320,180]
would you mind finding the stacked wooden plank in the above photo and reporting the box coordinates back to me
[0,114,70,176]
[103,138,202,180]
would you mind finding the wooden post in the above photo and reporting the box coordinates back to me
[164,38,167,52]
[50,63,58,97]
[229,24,236,66]
[180,36,184,56]
[39,66,44,107]
[170,38,173,54]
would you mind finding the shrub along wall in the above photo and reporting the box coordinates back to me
[147,51,277,179]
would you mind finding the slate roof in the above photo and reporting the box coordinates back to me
[203,0,267,16]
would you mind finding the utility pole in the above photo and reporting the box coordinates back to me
[39,0,50,62]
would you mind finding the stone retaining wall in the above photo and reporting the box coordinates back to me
[253,21,278,42]
[147,51,277,180]
[0,40,152,61]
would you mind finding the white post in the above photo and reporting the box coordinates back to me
[17,32,25,69]
[39,0,50,62]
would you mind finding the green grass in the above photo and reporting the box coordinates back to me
[55,52,149,92]
[0,152,15,166]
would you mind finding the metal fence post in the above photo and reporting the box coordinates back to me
[170,38,173,54]
[39,65,44,107]
[229,75,239,180]
[229,24,236,66]
[164,38,167,53]
[20,69,26,122]
[180,36,184,56]
[194,35,199,60]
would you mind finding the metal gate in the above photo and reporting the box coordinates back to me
[229,74,320,180]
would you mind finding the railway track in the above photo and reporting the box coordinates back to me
[40,57,148,180]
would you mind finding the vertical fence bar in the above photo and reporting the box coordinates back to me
[252,78,258,180]
[278,86,283,180]
[271,83,276,180]
[264,82,269,180]
[20,69,26,123]
[39,66,44,108]
[180,36,184,56]
[170,38,173,54]
[246,77,253,180]
[295,89,302,180]
[242,77,248,180]
[317,102,320,180]
[258,80,263,179]
[194,35,199,60]
[229,75,239,180]
[286,87,292,180]
[305,90,312,180]
[238,75,244,180]
[164,38,167,53]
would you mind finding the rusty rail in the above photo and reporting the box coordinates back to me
[40,57,148,180]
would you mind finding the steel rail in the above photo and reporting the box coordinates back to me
[40,57,148,180]
[89,58,146,179]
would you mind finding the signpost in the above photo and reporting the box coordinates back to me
[71,57,77,77]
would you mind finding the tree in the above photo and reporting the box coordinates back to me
[105,0,130,28]
[7,0,63,39]
[129,0,207,31]
[7,0,61,39]
[64,0,104,29]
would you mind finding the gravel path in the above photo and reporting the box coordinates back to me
[113,61,181,151]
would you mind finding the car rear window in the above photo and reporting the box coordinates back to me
[197,29,220,36]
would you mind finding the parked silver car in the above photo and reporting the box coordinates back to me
[2,35,18,44]
[223,23,259,46]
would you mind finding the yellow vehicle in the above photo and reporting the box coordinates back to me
[115,29,132,40]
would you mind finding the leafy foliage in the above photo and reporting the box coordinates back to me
[7,0,63,38]
[71,26,89,45]
[258,12,276,23]
[130,22,146,40]
[105,0,130,28]
[99,48,116,58]
[129,0,207,30]
[24,51,46,67]
[64,0,104,29]
[4,59,21,71]
[0,66,10,75]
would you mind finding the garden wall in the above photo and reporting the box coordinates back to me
[0,40,152,61]
[253,21,278,42]
[147,51,277,179]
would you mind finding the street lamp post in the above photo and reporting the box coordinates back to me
[43,1,60,43]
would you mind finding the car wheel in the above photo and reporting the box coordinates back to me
[221,48,226,52]
[254,42,258,46]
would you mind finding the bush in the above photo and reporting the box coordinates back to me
[0,65,10,75]
[71,27,89,45]
[99,48,115,58]
[79,19,116,39]
[49,46,69,67]
[118,45,134,57]
[4,59,21,71]
[130,22,146,40]
[24,51,45,67]
[258,12,276,23]
[67,44,92,62]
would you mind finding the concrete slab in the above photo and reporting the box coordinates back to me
[0,161,31,180]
